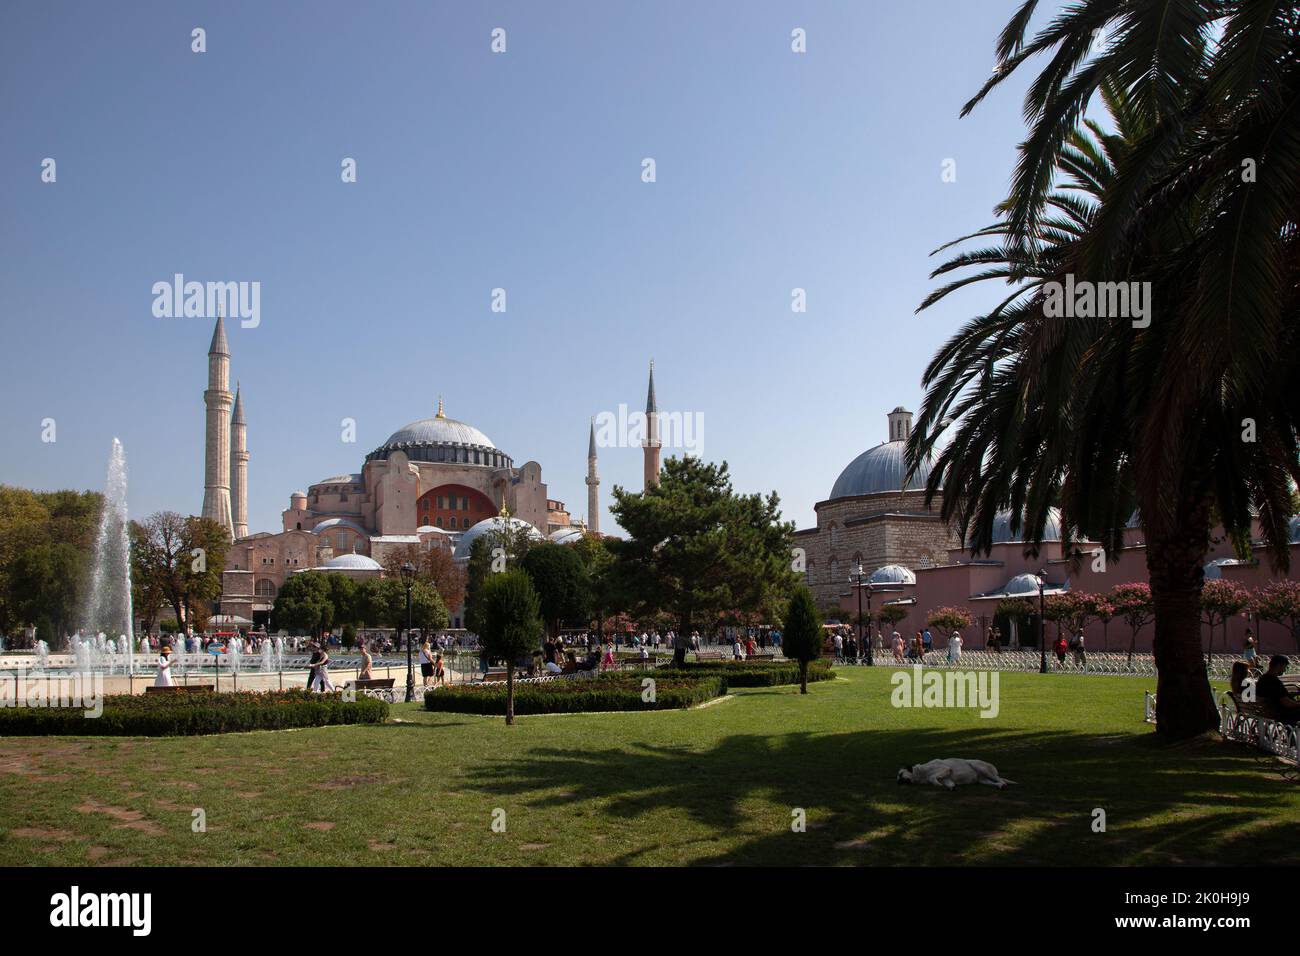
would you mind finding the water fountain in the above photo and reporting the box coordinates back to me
[83,439,133,645]
[35,639,50,671]
[274,636,285,670]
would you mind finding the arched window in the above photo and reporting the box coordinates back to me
[255,579,277,598]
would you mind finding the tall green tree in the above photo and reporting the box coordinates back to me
[477,570,543,724]
[781,586,823,695]
[910,4,1300,737]
[520,542,591,640]
[609,457,797,665]
[271,572,335,637]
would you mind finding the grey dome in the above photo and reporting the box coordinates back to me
[548,527,586,545]
[383,417,494,449]
[991,508,1063,545]
[830,441,932,499]
[319,554,382,571]
[1004,573,1044,597]
[869,564,916,585]
[453,516,544,560]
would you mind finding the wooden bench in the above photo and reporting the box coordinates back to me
[351,678,395,690]
[746,653,777,662]
[620,656,658,669]
[694,651,724,662]
[144,684,214,694]
[477,668,509,683]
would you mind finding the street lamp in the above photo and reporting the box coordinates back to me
[400,562,416,702]
[1037,569,1048,674]
[848,563,875,666]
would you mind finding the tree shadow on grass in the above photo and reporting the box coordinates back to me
[465,726,1300,866]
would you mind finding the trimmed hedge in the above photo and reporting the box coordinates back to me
[0,689,389,737]
[424,672,724,715]
[665,659,835,687]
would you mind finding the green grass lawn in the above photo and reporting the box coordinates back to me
[1,667,1296,866]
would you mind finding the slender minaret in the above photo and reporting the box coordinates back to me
[586,417,600,534]
[202,315,234,538]
[642,359,660,490]
[230,383,248,540]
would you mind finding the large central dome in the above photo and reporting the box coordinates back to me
[382,416,495,450]
[830,441,933,499]
[829,406,934,500]
[365,402,510,467]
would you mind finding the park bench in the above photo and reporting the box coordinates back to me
[477,668,509,683]
[694,651,724,662]
[145,684,214,694]
[1214,692,1299,768]
[745,653,777,662]
[351,678,395,691]
[620,656,658,669]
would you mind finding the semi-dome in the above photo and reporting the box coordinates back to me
[311,517,369,537]
[990,508,1063,545]
[548,527,586,545]
[869,564,916,585]
[830,442,932,499]
[453,515,545,560]
[319,554,382,571]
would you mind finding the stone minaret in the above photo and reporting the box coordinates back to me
[202,315,234,539]
[642,360,660,491]
[230,383,248,540]
[585,417,600,534]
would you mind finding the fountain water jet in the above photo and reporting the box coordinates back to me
[83,439,134,645]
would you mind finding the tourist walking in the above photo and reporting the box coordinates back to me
[310,644,335,692]
[419,639,434,687]
[1071,631,1087,667]
[948,631,962,665]
[833,631,844,662]
[891,631,904,662]
[1243,630,1259,667]
[358,641,373,681]
[154,645,174,688]
[922,628,933,655]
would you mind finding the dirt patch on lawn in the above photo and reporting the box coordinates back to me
[74,798,165,835]
[11,827,76,841]
[303,821,335,831]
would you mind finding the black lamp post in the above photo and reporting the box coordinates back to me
[1037,569,1048,674]
[848,563,875,666]
[400,562,416,702]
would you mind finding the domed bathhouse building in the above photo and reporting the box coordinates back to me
[794,406,961,609]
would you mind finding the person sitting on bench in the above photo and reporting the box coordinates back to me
[1256,655,1300,725]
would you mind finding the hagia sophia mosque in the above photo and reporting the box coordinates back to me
[203,317,658,629]
[204,316,1300,650]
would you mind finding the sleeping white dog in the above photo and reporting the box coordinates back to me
[896,758,1015,790]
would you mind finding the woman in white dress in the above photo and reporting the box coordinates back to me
[154,645,174,687]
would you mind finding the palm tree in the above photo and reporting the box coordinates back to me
[909,3,1300,740]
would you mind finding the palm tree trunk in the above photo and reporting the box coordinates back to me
[1147,534,1219,740]
[800,660,808,695]
[505,661,515,726]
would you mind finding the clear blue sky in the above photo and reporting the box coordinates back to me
[0,0,1048,535]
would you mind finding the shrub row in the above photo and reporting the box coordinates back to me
[424,672,725,715]
[663,658,834,687]
[0,689,389,737]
